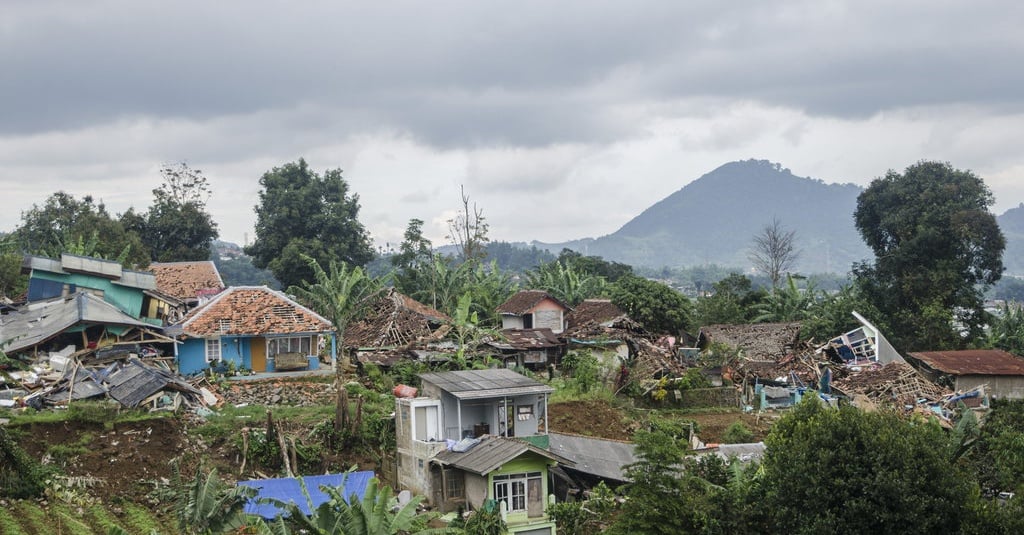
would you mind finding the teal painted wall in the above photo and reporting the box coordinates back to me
[177,336,253,375]
[31,271,145,318]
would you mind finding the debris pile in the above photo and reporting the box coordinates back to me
[832,361,951,405]
[215,379,336,407]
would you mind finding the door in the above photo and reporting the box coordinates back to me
[250,337,266,372]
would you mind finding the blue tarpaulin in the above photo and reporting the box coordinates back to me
[238,471,375,519]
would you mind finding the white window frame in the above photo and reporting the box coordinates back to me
[205,338,222,362]
[492,472,541,513]
[267,336,312,357]
[411,400,442,443]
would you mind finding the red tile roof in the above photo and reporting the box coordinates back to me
[180,286,332,336]
[907,349,1024,376]
[496,290,569,315]
[150,261,225,301]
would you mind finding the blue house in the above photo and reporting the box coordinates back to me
[166,286,335,375]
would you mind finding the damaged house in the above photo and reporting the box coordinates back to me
[345,288,451,370]
[493,290,570,370]
[395,368,571,535]
[906,349,1024,400]
[147,260,226,324]
[166,286,335,375]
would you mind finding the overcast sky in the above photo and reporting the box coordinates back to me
[3,1,1024,250]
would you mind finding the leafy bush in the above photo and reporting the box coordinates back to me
[722,421,755,444]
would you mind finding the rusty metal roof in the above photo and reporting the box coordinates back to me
[496,290,570,315]
[907,349,1024,376]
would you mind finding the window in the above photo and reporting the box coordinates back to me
[268,336,311,356]
[492,472,542,513]
[444,469,464,499]
[522,313,534,329]
[413,404,441,442]
[205,338,222,362]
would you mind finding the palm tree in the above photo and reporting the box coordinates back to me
[288,254,384,362]
[525,261,605,306]
[753,274,819,323]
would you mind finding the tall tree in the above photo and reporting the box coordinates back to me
[853,161,1005,350]
[749,217,800,288]
[14,191,149,267]
[447,185,489,264]
[127,163,220,262]
[245,159,374,289]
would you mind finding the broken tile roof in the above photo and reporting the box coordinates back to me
[489,328,563,351]
[907,349,1024,376]
[566,299,626,330]
[175,286,332,337]
[700,322,802,361]
[832,361,951,404]
[345,288,450,349]
[496,290,569,315]
[150,261,225,301]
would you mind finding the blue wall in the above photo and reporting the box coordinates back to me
[177,336,253,375]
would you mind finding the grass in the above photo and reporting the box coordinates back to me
[5,401,172,430]
[0,506,26,535]
[87,504,131,534]
[48,503,96,535]
[11,500,49,533]
[192,403,335,442]
[121,502,168,535]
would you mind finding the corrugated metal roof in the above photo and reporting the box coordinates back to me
[0,293,155,352]
[419,368,554,399]
[549,432,636,482]
[433,436,571,475]
[238,471,374,519]
[908,349,1024,376]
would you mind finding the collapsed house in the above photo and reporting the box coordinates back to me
[905,349,1024,400]
[346,289,452,370]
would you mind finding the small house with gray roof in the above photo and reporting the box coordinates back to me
[396,368,569,534]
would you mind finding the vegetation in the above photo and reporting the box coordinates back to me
[749,217,800,288]
[245,158,375,289]
[854,160,1006,350]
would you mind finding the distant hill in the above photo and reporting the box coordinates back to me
[998,204,1024,275]
[535,159,873,274]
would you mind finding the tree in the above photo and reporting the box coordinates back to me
[753,275,819,323]
[693,273,766,326]
[245,159,374,289]
[287,254,383,361]
[761,398,973,534]
[447,185,489,264]
[525,261,606,306]
[557,249,633,282]
[749,217,800,288]
[853,161,1005,351]
[607,275,691,334]
[15,191,150,267]
[127,163,220,262]
[610,429,723,534]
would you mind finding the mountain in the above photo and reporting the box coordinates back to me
[998,204,1024,275]
[536,159,872,274]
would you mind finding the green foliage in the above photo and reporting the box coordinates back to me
[985,303,1024,354]
[245,159,375,289]
[753,274,820,323]
[607,274,691,334]
[123,162,219,262]
[560,349,601,393]
[611,429,723,534]
[14,191,150,267]
[853,160,1005,351]
[524,260,606,306]
[0,244,28,299]
[460,502,507,535]
[762,398,974,534]
[693,273,766,326]
[287,254,384,350]
[213,253,281,288]
[1,425,57,498]
[547,481,617,535]
[483,241,555,273]
[722,421,754,444]
[176,467,257,535]
[961,399,1024,496]
[557,249,634,282]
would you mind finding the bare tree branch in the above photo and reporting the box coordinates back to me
[749,217,800,287]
